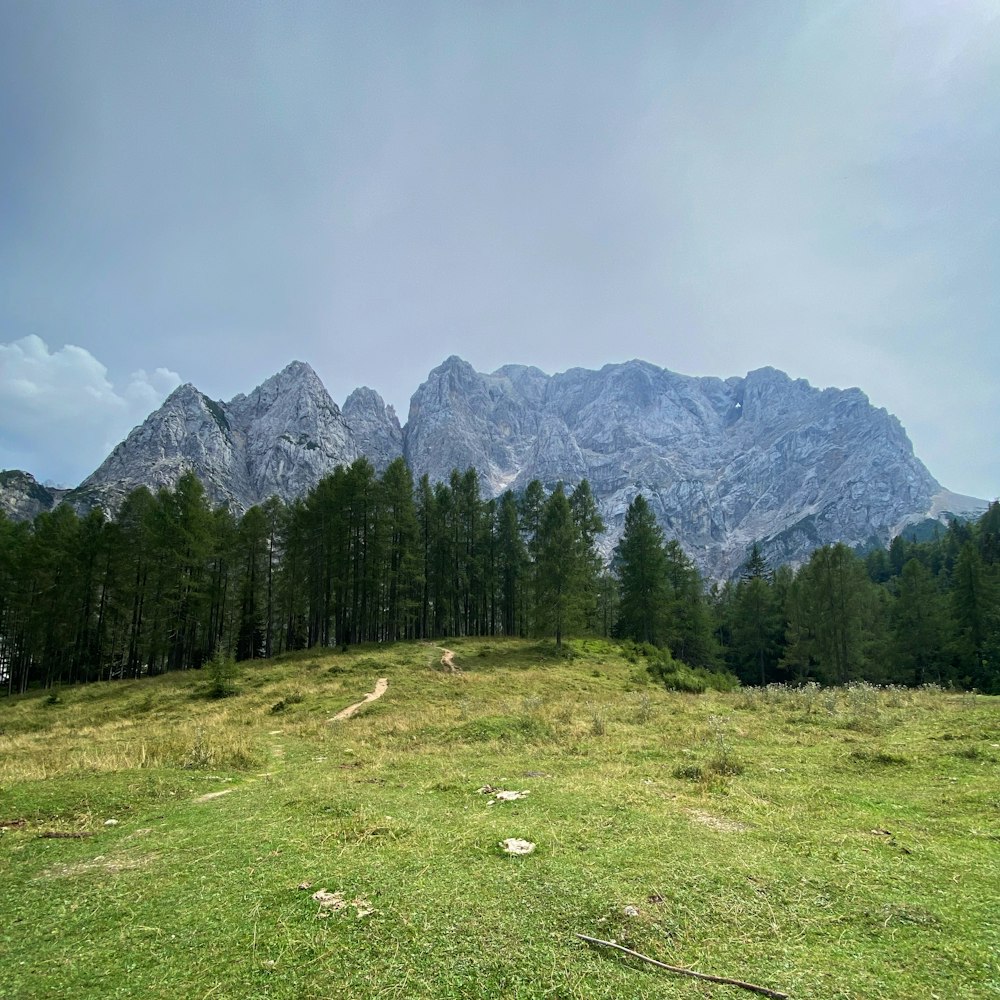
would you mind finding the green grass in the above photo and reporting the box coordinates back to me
[1,638,998,999]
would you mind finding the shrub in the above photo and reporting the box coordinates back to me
[205,647,238,699]
[623,641,739,693]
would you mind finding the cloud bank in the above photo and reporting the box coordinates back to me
[0,335,180,486]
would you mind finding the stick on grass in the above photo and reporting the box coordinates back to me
[575,933,789,1000]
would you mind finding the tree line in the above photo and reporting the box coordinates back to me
[617,494,999,693]
[1,458,997,694]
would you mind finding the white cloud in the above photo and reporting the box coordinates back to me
[0,335,181,486]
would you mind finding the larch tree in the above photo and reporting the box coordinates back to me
[613,494,668,645]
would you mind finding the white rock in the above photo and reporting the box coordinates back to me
[501,838,536,855]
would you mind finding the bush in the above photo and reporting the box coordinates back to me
[622,641,739,693]
[205,647,238,699]
[270,691,304,714]
[638,643,740,694]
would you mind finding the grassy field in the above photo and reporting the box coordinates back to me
[1,637,997,999]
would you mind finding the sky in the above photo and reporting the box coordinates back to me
[1,0,998,500]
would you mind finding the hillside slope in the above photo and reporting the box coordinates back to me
[2,638,997,1000]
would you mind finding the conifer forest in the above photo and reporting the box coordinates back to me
[1,458,997,695]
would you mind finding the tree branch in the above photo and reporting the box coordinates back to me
[575,933,789,1000]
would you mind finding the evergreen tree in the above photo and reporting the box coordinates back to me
[784,544,877,684]
[613,494,668,645]
[730,546,783,685]
[891,557,949,685]
[662,540,719,669]
[277,497,310,652]
[518,479,546,635]
[534,485,589,648]
[235,505,268,660]
[951,541,999,690]
[569,480,605,632]
[496,491,527,636]
[379,458,419,641]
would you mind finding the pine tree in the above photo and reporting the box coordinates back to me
[235,505,268,660]
[534,485,587,648]
[731,546,783,685]
[614,494,668,645]
[495,491,527,636]
[891,558,949,685]
[662,540,719,669]
[569,480,605,633]
[518,479,546,636]
[951,541,998,690]
[786,544,877,684]
[379,458,419,641]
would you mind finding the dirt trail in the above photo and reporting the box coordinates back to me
[440,648,460,673]
[330,678,389,721]
[194,789,235,804]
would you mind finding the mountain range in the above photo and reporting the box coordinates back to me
[1,356,987,578]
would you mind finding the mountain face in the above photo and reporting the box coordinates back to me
[2,355,984,578]
[403,357,960,576]
[0,470,68,522]
[342,388,404,473]
[68,362,367,514]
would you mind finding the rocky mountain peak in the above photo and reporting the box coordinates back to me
[398,357,956,576]
[0,470,65,521]
[343,387,403,472]
[4,353,983,580]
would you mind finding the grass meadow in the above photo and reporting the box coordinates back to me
[1,637,997,999]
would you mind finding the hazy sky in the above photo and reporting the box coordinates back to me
[1,0,998,499]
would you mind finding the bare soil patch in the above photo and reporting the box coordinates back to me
[330,678,389,721]
[687,810,749,833]
[194,789,235,803]
[38,853,160,879]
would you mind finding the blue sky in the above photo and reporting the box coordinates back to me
[1,0,998,500]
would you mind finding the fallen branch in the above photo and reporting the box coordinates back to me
[575,933,789,1000]
[38,831,95,839]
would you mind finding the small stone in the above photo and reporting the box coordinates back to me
[104,819,118,827]
[501,838,535,855]
[311,889,346,910]
[623,905,640,918]
[494,790,529,802]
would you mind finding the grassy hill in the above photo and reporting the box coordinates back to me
[1,638,998,999]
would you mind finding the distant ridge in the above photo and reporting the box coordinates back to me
[1,357,988,578]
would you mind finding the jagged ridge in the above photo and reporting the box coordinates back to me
[1,356,987,578]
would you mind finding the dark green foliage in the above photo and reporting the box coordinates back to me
[891,558,950,685]
[614,494,668,645]
[780,543,883,684]
[531,483,603,648]
[726,544,785,686]
[623,640,738,693]
[661,540,721,670]
[1,473,997,695]
[204,646,238,699]
[950,541,999,691]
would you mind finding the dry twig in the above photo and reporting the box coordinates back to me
[576,933,789,1000]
